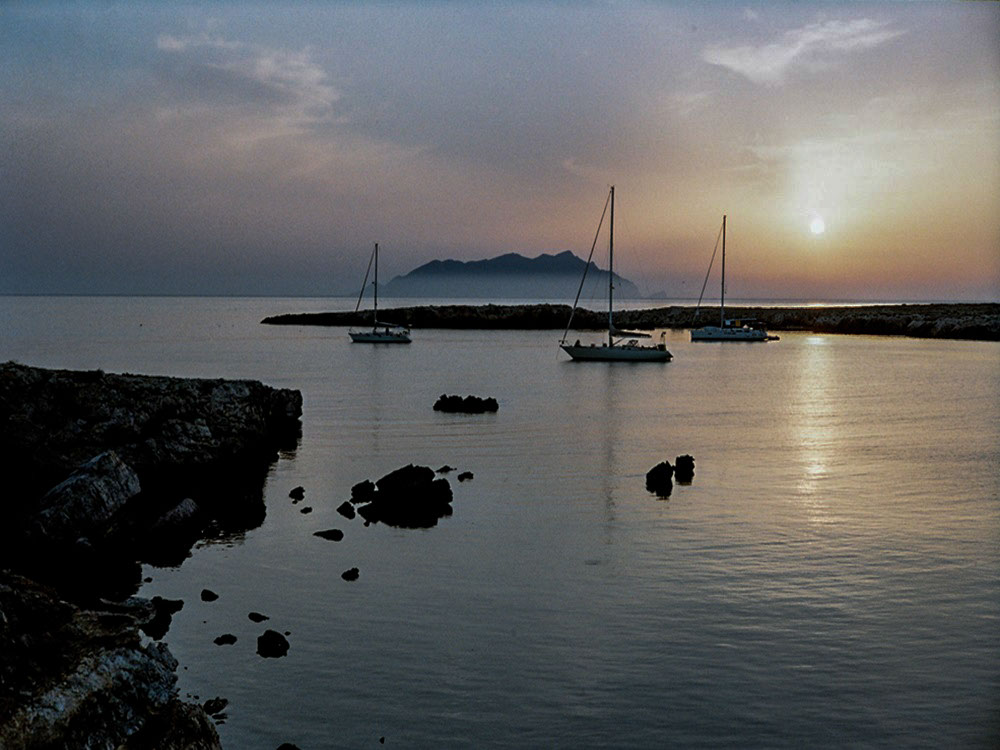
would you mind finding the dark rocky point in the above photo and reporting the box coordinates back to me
[213,634,237,646]
[350,479,376,504]
[256,629,290,658]
[200,589,219,602]
[674,455,695,484]
[354,464,454,528]
[313,528,344,542]
[0,363,301,747]
[248,612,269,623]
[433,394,499,413]
[645,462,674,498]
[341,567,360,582]
[337,500,357,519]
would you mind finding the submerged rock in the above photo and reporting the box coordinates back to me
[436,465,455,473]
[433,394,499,414]
[200,589,219,602]
[313,528,344,542]
[248,612,269,623]
[645,462,674,498]
[213,634,237,646]
[341,567,360,582]
[457,471,474,482]
[256,630,290,658]
[354,464,454,528]
[202,697,228,717]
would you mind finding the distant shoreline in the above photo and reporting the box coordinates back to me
[261,303,1000,341]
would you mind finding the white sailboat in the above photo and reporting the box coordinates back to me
[690,216,775,342]
[559,186,671,362]
[349,243,412,344]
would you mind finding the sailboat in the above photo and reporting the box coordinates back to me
[690,216,775,342]
[559,186,671,362]
[349,243,412,343]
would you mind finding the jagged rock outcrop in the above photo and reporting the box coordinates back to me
[433,394,499,414]
[354,464,454,529]
[645,462,674,498]
[0,362,303,591]
[0,571,220,750]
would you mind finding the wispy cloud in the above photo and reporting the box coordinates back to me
[703,18,904,85]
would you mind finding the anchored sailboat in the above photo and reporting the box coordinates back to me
[690,216,776,342]
[349,243,412,344]
[559,186,671,362]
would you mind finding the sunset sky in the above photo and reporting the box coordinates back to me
[2,2,998,301]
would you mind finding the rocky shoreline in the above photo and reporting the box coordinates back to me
[261,303,1000,341]
[0,362,302,749]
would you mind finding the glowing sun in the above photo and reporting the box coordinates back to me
[810,216,826,235]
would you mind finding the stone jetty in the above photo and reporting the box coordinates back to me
[262,302,1000,341]
[0,362,302,748]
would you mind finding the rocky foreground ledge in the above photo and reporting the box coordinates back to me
[0,362,302,749]
[262,303,1000,341]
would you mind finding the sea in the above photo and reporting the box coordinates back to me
[2,295,998,749]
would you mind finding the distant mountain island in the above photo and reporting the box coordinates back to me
[381,251,639,299]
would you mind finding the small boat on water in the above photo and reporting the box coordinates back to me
[349,243,411,344]
[560,186,671,362]
[690,216,777,342]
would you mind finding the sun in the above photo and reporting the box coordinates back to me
[810,216,826,235]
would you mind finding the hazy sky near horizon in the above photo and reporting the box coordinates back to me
[2,2,998,300]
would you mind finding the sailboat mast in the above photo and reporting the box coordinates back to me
[720,215,726,328]
[373,242,379,326]
[608,185,615,346]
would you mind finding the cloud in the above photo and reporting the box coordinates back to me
[703,18,904,85]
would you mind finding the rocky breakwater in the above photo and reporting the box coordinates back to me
[0,361,302,748]
[262,303,1000,341]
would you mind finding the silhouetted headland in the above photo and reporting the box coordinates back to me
[262,303,1000,341]
[0,362,302,749]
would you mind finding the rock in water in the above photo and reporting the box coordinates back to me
[213,634,237,646]
[674,455,695,483]
[200,589,219,602]
[341,567,360,582]
[288,486,305,500]
[355,464,454,528]
[350,479,376,504]
[645,461,674,497]
[457,471,474,482]
[256,629,290,658]
[433,394,499,413]
[313,529,344,542]
[336,501,356,519]
[248,612,269,623]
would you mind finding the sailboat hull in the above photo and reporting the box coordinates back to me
[560,343,671,362]
[690,326,769,341]
[349,329,411,343]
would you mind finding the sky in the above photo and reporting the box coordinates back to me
[2,2,998,301]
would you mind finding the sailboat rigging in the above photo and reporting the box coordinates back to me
[690,216,777,342]
[349,243,412,344]
[559,186,671,362]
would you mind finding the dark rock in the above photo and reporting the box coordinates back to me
[341,567,360,582]
[436,465,455,473]
[144,497,206,566]
[200,589,219,602]
[350,479,376,504]
[248,612,269,623]
[354,464,454,528]
[141,596,185,640]
[645,462,674,497]
[299,506,313,514]
[213,634,237,646]
[0,571,220,749]
[457,471,474,482]
[202,697,228,716]
[257,629,290,658]
[277,744,302,750]
[313,528,344,541]
[674,454,695,484]
[336,500,356,519]
[433,394,499,413]
[29,451,141,545]
[288,486,305,500]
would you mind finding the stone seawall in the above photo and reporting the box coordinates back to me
[262,303,1000,341]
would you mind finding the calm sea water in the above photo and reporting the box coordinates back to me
[2,296,998,749]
